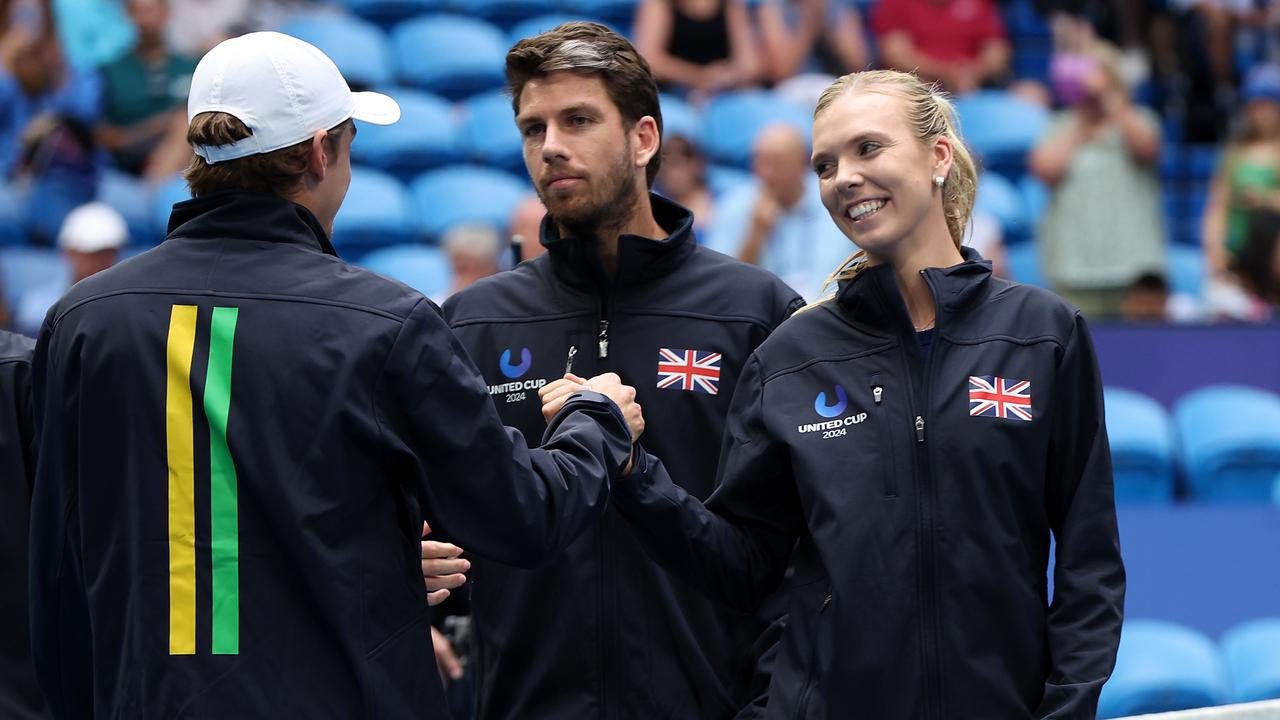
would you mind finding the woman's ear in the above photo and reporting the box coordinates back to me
[932,134,955,181]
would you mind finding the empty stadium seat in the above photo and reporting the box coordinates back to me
[0,247,67,309]
[507,13,584,45]
[359,244,452,299]
[1274,472,1280,506]
[351,89,461,180]
[1167,243,1204,298]
[1097,620,1229,719]
[458,91,524,173]
[1018,176,1049,234]
[331,167,417,258]
[336,0,445,27]
[1222,618,1280,703]
[974,172,1029,245]
[456,0,557,28]
[952,91,1048,180]
[1104,388,1177,503]
[658,92,700,141]
[392,15,507,99]
[559,0,636,27]
[279,14,395,89]
[1174,385,1280,502]
[706,165,752,198]
[151,175,193,239]
[410,165,529,241]
[1004,242,1046,288]
[700,91,811,168]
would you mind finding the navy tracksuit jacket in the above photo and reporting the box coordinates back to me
[0,331,47,719]
[612,250,1126,719]
[27,191,634,718]
[442,195,804,719]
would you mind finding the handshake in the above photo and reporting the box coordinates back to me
[539,372,645,443]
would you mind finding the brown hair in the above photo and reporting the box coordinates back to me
[183,113,353,197]
[505,21,664,186]
[812,69,979,294]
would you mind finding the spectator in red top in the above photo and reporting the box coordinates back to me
[873,0,1011,94]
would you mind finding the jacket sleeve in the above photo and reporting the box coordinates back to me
[612,354,803,612]
[377,298,633,569]
[1035,312,1126,720]
[29,318,95,718]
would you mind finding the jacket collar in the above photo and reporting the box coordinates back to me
[541,193,696,291]
[166,191,339,257]
[834,246,992,335]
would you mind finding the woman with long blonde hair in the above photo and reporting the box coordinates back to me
[592,69,1126,718]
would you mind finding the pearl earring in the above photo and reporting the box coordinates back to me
[933,176,946,188]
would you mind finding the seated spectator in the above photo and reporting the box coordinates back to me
[0,5,102,244]
[1029,40,1165,320]
[16,202,126,336]
[1203,64,1280,284]
[655,133,715,234]
[443,223,502,298]
[1121,272,1202,322]
[704,123,850,300]
[633,0,758,100]
[96,0,195,182]
[508,194,547,263]
[872,0,1010,94]
[757,0,869,84]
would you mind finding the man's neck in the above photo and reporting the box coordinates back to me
[560,192,667,277]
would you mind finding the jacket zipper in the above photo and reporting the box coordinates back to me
[901,269,944,720]
[598,320,609,359]
[793,590,833,719]
[594,293,617,719]
[869,373,897,498]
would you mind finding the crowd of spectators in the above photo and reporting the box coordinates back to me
[1,0,1279,331]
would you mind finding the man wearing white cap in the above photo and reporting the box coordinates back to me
[28,31,642,719]
[15,202,129,337]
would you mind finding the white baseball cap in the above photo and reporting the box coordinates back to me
[187,31,400,164]
[58,203,128,253]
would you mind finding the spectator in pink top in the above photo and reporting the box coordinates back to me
[873,0,1011,94]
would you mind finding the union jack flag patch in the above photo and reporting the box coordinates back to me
[968,376,1033,421]
[657,348,721,395]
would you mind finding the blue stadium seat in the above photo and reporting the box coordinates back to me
[150,175,193,239]
[1174,385,1280,502]
[559,0,636,27]
[331,167,417,258]
[454,0,557,28]
[1097,620,1229,719]
[1018,175,1049,235]
[1274,472,1280,506]
[1187,144,1220,182]
[507,13,585,45]
[1160,144,1184,184]
[1167,243,1204,298]
[279,14,395,89]
[335,0,446,27]
[659,92,700,141]
[392,15,507,100]
[351,89,460,181]
[359,244,453,299]
[952,91,1048,180]
[1222,618,1280,703]
[700,91,811,169]
[458,91,524,174]
[974,172,1029,245]
[1104,388,1177,503]
[706,164,752,198]
[1005,241,1046,288]
[410,165,529,241]
[0,247,67,309]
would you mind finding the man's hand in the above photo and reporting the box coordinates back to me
[584,372,644,443]
[421,522,468,606]
[539,372,588,423]
[431,626,464,683]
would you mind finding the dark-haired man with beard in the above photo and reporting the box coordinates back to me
[439,21,804,720]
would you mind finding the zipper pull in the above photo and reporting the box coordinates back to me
[820,594,832,613]
[872,385,883,405]
[564,345,578,375]
[915,415,925,443]
[598,320,609,359]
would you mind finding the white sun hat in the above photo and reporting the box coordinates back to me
[187,31,401,164]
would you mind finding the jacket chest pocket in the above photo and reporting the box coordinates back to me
[868,372,900,499]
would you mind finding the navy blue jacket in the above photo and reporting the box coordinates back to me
[442,195,803,719]
[28,191,634,719]
[613,251,1126,719]
[0,331,47,719]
